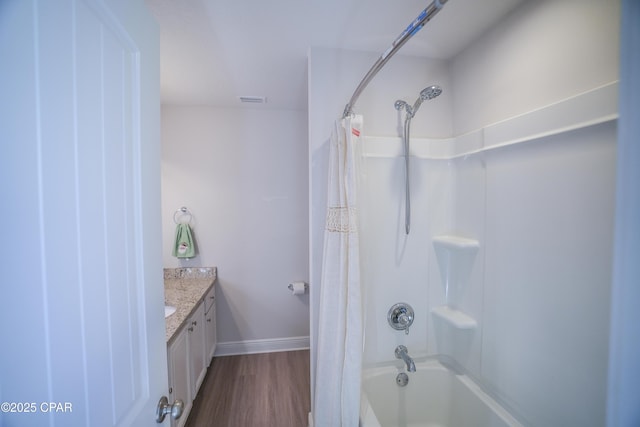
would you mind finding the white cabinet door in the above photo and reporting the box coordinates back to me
[0,1,165,426]
[168,328,192,427]
[204,288,217,365]
[204,285,216,313]
[188,302,207,398]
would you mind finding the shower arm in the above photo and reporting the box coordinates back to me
[342,0,448,119]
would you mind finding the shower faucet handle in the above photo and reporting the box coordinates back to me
[398,312,411,326]
[398,313,411,334]
[388,303,415,334]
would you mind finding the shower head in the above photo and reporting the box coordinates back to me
[394,85,442,119]
[420,85,442,101]
[410,84,442,117]
[394,85,442,236]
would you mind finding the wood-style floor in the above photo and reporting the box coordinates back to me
[185,350,310,427]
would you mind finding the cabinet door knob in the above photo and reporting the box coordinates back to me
[188,327,193,332]
[207,318,212,322]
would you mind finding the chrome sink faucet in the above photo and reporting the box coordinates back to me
[395,345,416,372]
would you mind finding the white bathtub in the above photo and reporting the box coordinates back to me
[359,359,523,427]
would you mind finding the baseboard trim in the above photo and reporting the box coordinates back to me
[214,336,310,356]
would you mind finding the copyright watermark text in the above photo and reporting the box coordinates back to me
[1,402,73,413]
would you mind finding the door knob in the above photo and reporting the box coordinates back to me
[156,396,184,423]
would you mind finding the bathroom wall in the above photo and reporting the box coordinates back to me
[161,106,310,353]
[450,0,620,135]
[480,123,615,426]
[447,1,620,425]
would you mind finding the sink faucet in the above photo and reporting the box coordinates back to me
[395,345,416,372]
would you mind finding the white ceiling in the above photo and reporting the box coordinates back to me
[144,0,525,110]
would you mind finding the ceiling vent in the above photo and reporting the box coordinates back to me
[239,96,267,104]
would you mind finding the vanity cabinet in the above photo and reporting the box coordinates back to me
[166,285,216,427]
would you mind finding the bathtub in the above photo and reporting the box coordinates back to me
[359,359,523,427]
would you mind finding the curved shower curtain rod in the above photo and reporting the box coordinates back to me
[342,0,449,119]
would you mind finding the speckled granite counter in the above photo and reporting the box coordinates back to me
[164,267,217,343]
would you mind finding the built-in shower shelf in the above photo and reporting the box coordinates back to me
[431,306,477,330]
[432,235,480,251]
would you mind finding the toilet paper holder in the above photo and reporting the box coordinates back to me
[288,282,308,294]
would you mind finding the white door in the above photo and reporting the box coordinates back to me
[0,1,168,426]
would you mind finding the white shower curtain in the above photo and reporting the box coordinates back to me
[314,115,364,427]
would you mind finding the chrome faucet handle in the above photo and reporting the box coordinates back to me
[398,313,411,334]
[398,313,409,326]
[388,303,415,334]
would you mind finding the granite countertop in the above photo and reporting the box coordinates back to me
[164,267,217,343]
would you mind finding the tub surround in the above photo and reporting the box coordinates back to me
[164,267,217,342]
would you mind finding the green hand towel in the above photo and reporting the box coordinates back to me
[172,223,195,258]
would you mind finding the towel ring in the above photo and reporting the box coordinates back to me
[173,206,193,224]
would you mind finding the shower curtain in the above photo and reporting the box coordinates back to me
[314,115,364,427]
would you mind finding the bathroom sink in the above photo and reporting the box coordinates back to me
[164,305,177,318]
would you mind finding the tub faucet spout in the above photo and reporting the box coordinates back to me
[395,345,416,372]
